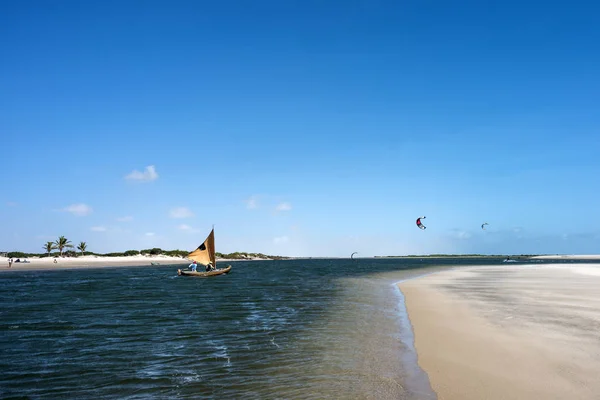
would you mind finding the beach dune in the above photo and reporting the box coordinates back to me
[400,265,600,400]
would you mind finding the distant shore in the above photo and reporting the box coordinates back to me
[0,255,274,272]
[399,264,600,399]
[380,254,600,260]
[529,254,600,260]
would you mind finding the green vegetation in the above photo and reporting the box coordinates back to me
[43,241,56,256]
[140,248,165,256]
[77,242,87,256]
[55,236,74,257]
[215,252,287,260]
[5,241,287,260]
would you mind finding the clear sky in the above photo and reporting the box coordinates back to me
[2,0,599,256]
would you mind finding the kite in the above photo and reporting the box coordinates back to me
[416,216,426,230]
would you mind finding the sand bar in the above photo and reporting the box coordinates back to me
[530,254,600,260]
[0,255,259,272]
[399,264,600,400]
[0,255,187,271]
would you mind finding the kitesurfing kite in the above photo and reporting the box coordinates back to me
[481,222,489,230]
[416,216,426,230]
[351,252,358,259]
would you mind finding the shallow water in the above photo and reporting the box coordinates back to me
[1,257,587,399]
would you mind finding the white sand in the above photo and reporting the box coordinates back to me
[399,264,600,400]
[0,254,255,271]
[0,255,187,271]
[530,254,600,260]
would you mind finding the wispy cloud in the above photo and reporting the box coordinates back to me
[275,202,292,212]
[125,165,158,182]
[178,224,200,233]
[117,216,134,222]
[273,236,290,244]
[6,201,17,207]
[245,195,259,210]
[145,232,155,236]
[91,226,107,232]
[59,203,93,216]
[169,207,194,219]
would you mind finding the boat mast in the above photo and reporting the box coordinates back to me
[213,224,216,269]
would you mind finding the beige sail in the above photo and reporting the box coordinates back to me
[187,228,216,267]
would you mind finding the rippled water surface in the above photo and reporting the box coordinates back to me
[1,257,584,399]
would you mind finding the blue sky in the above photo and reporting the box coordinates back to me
[2,0,599,256]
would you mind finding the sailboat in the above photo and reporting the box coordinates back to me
[177,228,232,277]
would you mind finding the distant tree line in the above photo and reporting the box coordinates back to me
[5,240,287,260]
[216,252,288,260]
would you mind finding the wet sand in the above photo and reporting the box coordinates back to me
[399,265,600,400]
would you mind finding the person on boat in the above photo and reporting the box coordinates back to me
[206,262,214,272]
[189,260,197,272]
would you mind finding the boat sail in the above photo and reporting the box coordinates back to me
[177,228,232,277]
[188,228,216,268]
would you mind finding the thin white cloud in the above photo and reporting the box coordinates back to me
[117,216,134,222]
[145,232,155,236]
[273,236,290,244]
[275,202,292,212]
[179,224,200,233]
[60,203,93,217]
[91,226,107,232]
[125,165,158,182]
[6,201,18,207]
[245,195,259,210]
[169,207,194,219]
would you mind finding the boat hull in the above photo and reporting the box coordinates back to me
[177,265,232,277]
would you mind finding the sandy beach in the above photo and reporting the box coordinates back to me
[529,254,600,260]
[0,255,262,272]
[0,255,188,271]
[399,264,600,400]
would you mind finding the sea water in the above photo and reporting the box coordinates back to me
[1,257,594,399]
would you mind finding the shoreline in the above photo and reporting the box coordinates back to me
[0,255,276,272]
[399,264,600,399]
[529,254,600,260]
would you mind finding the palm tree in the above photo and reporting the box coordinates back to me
[55,236,73,257]
[77,241,87,256]
[43,241,56,257]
